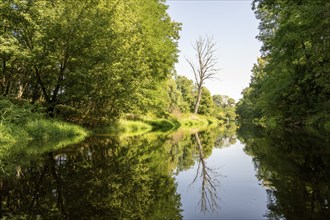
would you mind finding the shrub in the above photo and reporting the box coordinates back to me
[0,97,88,142]
[25,119,88,140]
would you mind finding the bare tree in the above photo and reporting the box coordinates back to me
[186,35,219,114]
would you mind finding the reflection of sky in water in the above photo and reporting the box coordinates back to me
[175,141,268,219]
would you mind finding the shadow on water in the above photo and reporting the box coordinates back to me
[0,124,237,219]
[237,125,330,220]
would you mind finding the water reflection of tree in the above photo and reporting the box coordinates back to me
[238,125,330,220]
[172,125,237,173]
[169,126,237,214]
[189,132,221,214]
[0,126,238,218]
[0,135,183,219]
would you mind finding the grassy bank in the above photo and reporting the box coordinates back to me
[178,114,219,129]
[99,113,221,136]
[0,98,88,143]
[0,118,88,143]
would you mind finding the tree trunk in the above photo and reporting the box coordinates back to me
[194,85,203,114]
[34,66,50,103]
[17,80,26,99]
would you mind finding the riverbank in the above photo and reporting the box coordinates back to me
[241,114,330,132]
[0,119,88,143]
[96,113,221,136]
[0,99,88,143]
[0,97,226,144]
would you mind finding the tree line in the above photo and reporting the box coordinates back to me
[0,0,235,126]
[172,75,236,121]
[0,0,180,125]
[236,0,330,128]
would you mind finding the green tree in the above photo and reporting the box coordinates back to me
[212,95,223,108]
[175,75,195,113]
[0,0,181,125]
[227,98,236,107]
[198,87,215,116]
[166,77,186,114]
[238,0,330,127]
[236,57,266,122]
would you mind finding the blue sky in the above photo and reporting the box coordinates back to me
[166,0,261,101]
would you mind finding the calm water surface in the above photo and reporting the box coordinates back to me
[176,142,268,219]
[0,125,329,219]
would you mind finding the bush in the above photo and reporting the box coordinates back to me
[0,98,42,124]
[324,121,330,132]
[0,97,88,142]
[0,123,30,143]
[25,119,87,140]
[0,124,15,143]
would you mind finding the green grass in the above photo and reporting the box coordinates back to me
[0,124,20,143]
[102,113,221,137]
[25,119,88,140]
[0,124,29,143]
[117,119,153,135]
[178,114,218,130]
[0,98,89,176]
[0,118,88,143]
[0,98,88,143]
[147,118,180,132]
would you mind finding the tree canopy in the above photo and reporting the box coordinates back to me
[237,0,330,128]
[0,0,181,125]
[0,0,237,126]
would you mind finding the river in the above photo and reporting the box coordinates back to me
[0,125,329,219]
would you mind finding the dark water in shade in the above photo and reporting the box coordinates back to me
[0,125,329,219]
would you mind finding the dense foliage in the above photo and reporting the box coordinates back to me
[0,0,181,125]
[0,0,236,126]
[236,0,330,128]
[0,98,87,142]
[174,75,236,121]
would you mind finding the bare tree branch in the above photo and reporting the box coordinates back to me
[186,57,200,85]
[186,35,220,114]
